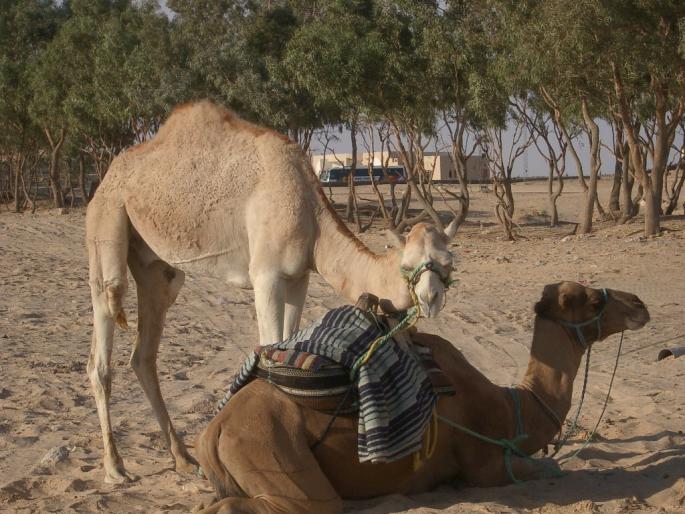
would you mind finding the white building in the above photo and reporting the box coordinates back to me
[311,151,488,182]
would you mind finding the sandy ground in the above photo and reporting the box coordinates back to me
[1,179,684,513]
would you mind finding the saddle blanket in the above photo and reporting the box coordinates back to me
[216,305,438,463]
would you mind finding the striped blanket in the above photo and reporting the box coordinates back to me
[216,305,437,463]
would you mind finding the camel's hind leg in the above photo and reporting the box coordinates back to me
[127,248,197,473]
[86,201,131,483]
[196,382,343,514]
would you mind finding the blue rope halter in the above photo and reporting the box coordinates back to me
[554,288,609,348]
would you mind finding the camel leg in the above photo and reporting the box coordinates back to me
[88,288,131,483]
[509,455,562,481]
[251,273,286,345]
[128,254,197,474]
[196,497,275,514]
[283,273,309,338]
[86,203,131,484]
[196,382,343,514]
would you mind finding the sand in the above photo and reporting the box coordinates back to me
[1,179,684,513]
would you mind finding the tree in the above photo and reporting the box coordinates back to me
[609,0,685,236]
[0,0,57,211]
[505,0,612,234]
[282,0,388,227]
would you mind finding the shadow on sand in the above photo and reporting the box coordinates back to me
[346,436,685,513]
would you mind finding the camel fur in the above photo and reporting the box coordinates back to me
[85,100,457,483]
[195,282,650,513]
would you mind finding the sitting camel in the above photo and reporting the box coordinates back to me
[195,282,650,514]
[86,101,457,482]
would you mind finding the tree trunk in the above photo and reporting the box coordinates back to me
[631,184,643,217]
[13,159,22,213]
[580,185,596,234]
[643,183,660,235]
[503,171,514,218]
[450,149,470,229]
[389,183,398,220]
[547,160,562,227]
[78,153,88,205]
[619,144,635,223]
[609,119,623,213]
[579,98,600,234]
[346,121,358,228]
[45,127,66,209]
[664,166,685,215]
[651,86,681,218]
[609,160,622,212]
[550,195,559,226]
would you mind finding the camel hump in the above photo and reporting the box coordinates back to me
[157,100,292,146]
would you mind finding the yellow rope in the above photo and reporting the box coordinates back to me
[350,279,421,374]
[353,263,436,471]
[413,407,439,470]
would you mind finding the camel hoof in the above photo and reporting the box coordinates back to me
[175,455,200,476]
[104,468,133,485]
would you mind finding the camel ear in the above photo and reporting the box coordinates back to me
[534,284,556,316]
[534,296,551,316]
[443,217,459,242]
[385,229,405,249]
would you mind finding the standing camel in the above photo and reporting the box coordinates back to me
[195,282,650,513]
[86,100,458,483]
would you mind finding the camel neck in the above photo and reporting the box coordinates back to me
[312,205,411,309]
[514,317,584,455]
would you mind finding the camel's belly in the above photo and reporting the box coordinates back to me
[127,198,253,287]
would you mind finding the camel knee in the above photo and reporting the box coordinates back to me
[87,356,112,397]
[166,267,184,305]
[129,342,156,374]
[196,425,246,500]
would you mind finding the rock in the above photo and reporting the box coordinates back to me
[495,256,511,264]
[39,446,70,468]
[561,235,573,242]
[174,371,189,381]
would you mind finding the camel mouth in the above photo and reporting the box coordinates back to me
[626,312,650,329]
[418,300,442,318]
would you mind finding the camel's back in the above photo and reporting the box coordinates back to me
[95,101,319,265]
[111,100,304,203]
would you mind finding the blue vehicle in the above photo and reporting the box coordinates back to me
[319,166,405,185]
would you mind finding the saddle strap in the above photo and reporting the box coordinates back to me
[253,366,351,396]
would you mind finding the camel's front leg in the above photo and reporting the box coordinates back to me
[196,497,280,514]
[283,273,309,338]
[251,273,286,344]
[509,455,562,482]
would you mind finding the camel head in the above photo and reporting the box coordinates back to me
[388,222,456,318]
[534,281,650,346]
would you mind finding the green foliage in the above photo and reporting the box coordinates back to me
[1,0,684,210]
[0,0,58,143]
